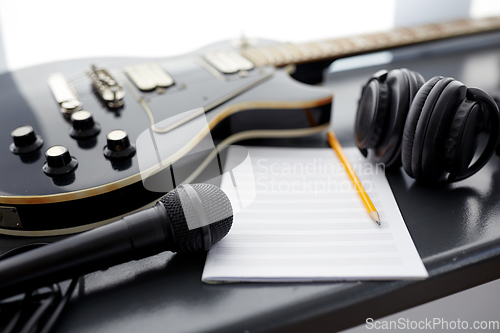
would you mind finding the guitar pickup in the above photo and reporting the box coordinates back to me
[125,62,174,92]
[88,65,125,108]
[204,51,254,74]
[48,73,83,115]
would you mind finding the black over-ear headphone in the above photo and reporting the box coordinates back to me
[355,68,500,184]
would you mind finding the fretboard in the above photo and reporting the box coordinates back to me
[241,16,500,67]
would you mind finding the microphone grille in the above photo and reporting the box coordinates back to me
[160,183,233,253]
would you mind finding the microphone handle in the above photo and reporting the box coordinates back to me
[0,202,174,299]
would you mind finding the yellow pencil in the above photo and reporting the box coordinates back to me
[327,130,380,225]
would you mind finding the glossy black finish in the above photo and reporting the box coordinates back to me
[0,43,332,232]
[0,57,329,198]
[14,181,162,231]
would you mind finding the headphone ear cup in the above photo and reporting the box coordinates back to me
[403,77,467,182]
[355,70,390,153]
[356,68,424,167]
[379,68,425,167]
[402,76,443,178]
[419,80,466,182]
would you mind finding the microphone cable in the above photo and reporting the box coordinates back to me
[0,243,79,333]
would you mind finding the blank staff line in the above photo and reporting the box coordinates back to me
[215,244,398,255]
[214,257,403,267]
[232,222,388,230]
[223,233,393,242]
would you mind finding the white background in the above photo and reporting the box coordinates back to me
[0,0,499,71]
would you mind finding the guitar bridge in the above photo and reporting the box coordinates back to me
[88,65,125,108]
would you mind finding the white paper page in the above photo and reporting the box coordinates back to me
[202,146,428,282]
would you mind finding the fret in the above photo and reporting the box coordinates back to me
[275,44,295,64]
[257,47,280,66]
[293,44,315,60]
[317,42,336,57]
[269,45,295,65]
[314,42,333,57]
[477,17,498,29]
[341,38,360,53]
[426,24,447,38]
[328,39,349,54]
[442,21,472,36]
[305,43,326,58]
[364,33,391,49]
[389,29,416,44]
[243,48,270,66]
[377,30,401,46]
[243,16,500,67]
[266,46,288,65]
[327,40,348,56]
[316,41,343,56]
[407,26,432,40]
[241,48,268,67]
[345,36,374,52]
[281,44,303,63]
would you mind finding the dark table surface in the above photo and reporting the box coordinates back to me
[3,33,500,333]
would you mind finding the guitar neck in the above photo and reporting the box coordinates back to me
[242,16,500,67]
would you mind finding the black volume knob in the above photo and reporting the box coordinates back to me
[10,125,44,154]
[43,145,78,176]
[70,110,101,139]
[103,129,136,159]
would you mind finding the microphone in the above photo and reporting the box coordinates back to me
[0,183,233,299]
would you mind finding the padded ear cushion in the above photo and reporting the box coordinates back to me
[444,100,482,175]
[401,69,417,105]
[402,76,443,178]
[415,72,426,89]
[381,68,425,167]
[405,69,425,106]
[355,71,390,150]
[420,80,466,182]
[371,69,412,166]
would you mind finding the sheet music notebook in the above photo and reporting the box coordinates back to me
[202,146,428,282]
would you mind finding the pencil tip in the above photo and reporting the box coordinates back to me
[369,212,381,225]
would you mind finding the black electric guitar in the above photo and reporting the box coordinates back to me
[1,16,500,236]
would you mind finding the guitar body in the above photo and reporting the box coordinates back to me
[0,40,332,236]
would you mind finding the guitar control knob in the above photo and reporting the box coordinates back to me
[70,110,101,139]
[10,125,44,154]
[103,129,136,159]
[43,145,78,176]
